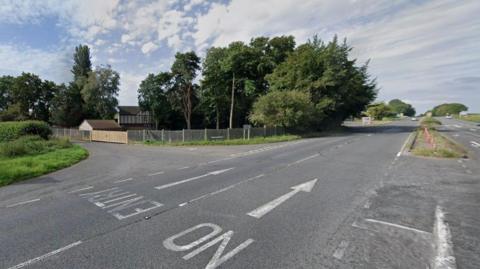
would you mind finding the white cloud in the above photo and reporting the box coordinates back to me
[0,44,72,83]
[118,72,144,105]
[141,42,159,54]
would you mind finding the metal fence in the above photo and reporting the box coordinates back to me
[52,126,284,144]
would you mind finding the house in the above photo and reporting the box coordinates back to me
[115,106,153,130]
[79,119,123,131]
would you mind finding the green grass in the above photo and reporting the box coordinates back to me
[456,114,480,123]
[411,128,466,158]
[420,117,441,129]
[144,134,300,146]
[0,143,88,186]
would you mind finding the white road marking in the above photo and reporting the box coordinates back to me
[68,186,93,193]
[7,241,82,269]
[434,206,456,269]
[247,178,318,219]
[469,128,477,132]
[363,218,431,235]
[155,168,234,191]
[179,174,265,207]
[332,240,349,260]
[148,171,164,176]
[470,141,480,148]
[178,166,190,170]
[6,198,41,208]
[114,177,133,183]
[289,153,320,165]
[398,132,414,157]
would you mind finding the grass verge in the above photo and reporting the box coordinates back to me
[0,144,88,186]
[144,134,300,146]
[455,114,480,123]
[411,128,467,158]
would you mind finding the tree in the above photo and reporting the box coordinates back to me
[138,72,173,129]
[249,90,314,129]
[51,83,84,127]
[10,72,43,120]
[200,47,230,129]
[72,45,92,81]
[266,35,377,128]
[0,75,14,112]
[432,103,468,116]
[81,65,120,119]
[389,99,416,116]
[365,102,393,120]
[171,51,200,129]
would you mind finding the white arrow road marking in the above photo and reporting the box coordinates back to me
[247,178,318,219]
[470,141,480,148]
[155,168,234,190]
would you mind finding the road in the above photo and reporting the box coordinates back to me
[0,119,478,269]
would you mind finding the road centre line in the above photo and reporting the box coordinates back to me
[68,186,94,193]
[148,171,164,176]
[6,198,41,208]
[289,153,320,166]
[178,174,265,207]
[178,166,190,170]
[114,177,133,183]
[7,241,82,269]
[155,168,234,191]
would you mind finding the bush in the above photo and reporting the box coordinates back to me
[0,136,72,158]
[0,121,52,142]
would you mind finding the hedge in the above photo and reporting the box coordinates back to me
[0,121,52,142]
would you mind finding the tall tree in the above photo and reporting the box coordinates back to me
[0,75,14,112]
[10,73,43,120]
[171,51,200,129]
[72,45,92,81]
[432,103,468,116]
[138,72,173,129]
[200,47,230,129]
[51,83,84,127]
[266,35,377,128]
[82,65,120,119]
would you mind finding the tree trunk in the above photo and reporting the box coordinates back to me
[216,105,220,130]
[229,72,235,129]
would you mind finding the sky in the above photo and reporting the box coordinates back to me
[0,0,478,113]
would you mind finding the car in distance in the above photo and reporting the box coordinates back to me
[411,117,418,121]
[446,115,452,119]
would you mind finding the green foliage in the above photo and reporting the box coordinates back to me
[249,90,314,129]
[0,135,71,158]
[170,51,201,129]
[266,35,377,128]
[0,75,14,112]
[82,65,120,119]
[432,103,468,116]
[457,114,480,123]
[388,99,416,116]
[420,117,441,129]
[365,102,394,120]
[138,72,174,129]
[51,83,84,127]
[0,144,88,186]
[0,121,51,142]
[72,45,92,80]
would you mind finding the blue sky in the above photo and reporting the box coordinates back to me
[0,0,478,113]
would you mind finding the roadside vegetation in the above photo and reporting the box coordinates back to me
[144,134,300,146]
[410,117,466,158]
[456,114,480,123]
[0,121,88,186]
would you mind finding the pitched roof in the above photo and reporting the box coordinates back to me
[84,120,123,130]
[118,106,141,115]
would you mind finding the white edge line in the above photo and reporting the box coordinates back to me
[6,198,41,208]
[364,218,431,235]
[67,186,93,194]
[7,241,82,269]
[148,171,164,176]
[398,132,414,157]
[114,177,133,183]
[434,206,456,269]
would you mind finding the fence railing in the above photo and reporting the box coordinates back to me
[51,126,284,144]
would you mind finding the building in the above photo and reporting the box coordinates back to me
[79,119,123,131]
[115,106,153,130]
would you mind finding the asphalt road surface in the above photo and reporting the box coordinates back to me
[1,119,479,269]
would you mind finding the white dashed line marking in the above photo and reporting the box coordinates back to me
[289,153,319,166]
[7,241,82,269]
[114,177,133,183]
[178,166,190,170]
[148,171,164,176]
[68,186,94,193]
[6,198,41,208]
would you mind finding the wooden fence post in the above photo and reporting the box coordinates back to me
[161,129,164,142]
[227,128,230,140]
[204,128,208,141]
[182,129,185,142]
